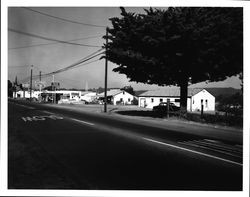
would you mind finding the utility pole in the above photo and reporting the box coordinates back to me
[14,76,17,99]
[52,75,56,104]
[104,27,108,112]
[39,71,42,92]
[29,65,33,101]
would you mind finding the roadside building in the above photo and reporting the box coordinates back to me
[138,88,215,112]
[54,90,81,104]
[98,89,136,105]
[13,90,41,99]
[56,90,81,101]
[80,91,98,103]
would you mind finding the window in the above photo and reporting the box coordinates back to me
[201,99,203,105]
[193,99,195,104]
[151,98,154,103]
[175,99,180,102]
[160,98,163,102]
[120,98,123,102]
[128,98,131,102]
[71,93,79,96]
[205,99,208,107]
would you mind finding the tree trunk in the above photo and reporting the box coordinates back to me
[180,79,188,114]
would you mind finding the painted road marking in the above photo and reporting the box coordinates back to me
[178,139,242,160]
[178,141,242,158]
[16,104,35,109]
[142,137,242,166]
[22,115,63,122]
[70,118,95,126]
[42,110,55,115]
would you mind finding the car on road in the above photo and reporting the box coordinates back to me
[153,102,180,113]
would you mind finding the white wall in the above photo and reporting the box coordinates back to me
[191,90,215,111]
[138,97,181,109]
[80,92,97,102]
[139,89,215,112]
[113,91,134,105]
[55,90,81,101]
[13,90,41,99]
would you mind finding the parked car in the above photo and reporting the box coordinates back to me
[153,102,180,113]
[80,99,89,104]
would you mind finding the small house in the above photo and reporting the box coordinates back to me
[138,88,215,112]
[98,89,136,105]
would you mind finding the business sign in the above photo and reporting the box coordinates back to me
[35,81,46,88]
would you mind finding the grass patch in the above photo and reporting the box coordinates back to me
[115,110,243,128]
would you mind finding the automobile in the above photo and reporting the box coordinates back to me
[80,99,89,104]
[153,102,180,113]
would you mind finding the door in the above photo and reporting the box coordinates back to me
[140,98,146,107]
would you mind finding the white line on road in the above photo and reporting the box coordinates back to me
[142,137,243,166]
[70,118,95,126]
[16,104,35,109]
[178,141,242,158]
[42,110,55,115]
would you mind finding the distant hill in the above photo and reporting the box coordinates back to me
[205,88,241,97]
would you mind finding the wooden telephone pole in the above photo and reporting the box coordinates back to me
[104,27,108,112]
[29,65,33,101]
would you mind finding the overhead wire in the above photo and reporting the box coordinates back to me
[22,7,106,28]
[8,35,103,50]
[8,28,102,48]
[42,52,104,76]
[31,58,101,82]
[11,7,107,85]
[19,48,105,83]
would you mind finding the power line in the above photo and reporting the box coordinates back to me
[22,7,106,28]
[43,52,104,76]
[8,28,102,48]
[35,58,101,82]
[9,35,103,50]
[20,48,104,83]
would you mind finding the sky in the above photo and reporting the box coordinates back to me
[8,7,242,90]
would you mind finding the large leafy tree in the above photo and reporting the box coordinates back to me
[105,7,243,111]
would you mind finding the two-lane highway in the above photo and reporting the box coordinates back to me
[8,99,243,190]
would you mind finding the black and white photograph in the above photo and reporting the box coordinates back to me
[1,0,249,197]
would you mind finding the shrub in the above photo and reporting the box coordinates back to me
[185,112,243,127]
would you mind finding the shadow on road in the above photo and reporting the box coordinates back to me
[115,110,164,118]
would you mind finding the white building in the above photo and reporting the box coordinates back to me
[98,89,136,105]
[54,90,81,101]
[80,92,98,102]
[138,88,215,112]
[13,90,41,99]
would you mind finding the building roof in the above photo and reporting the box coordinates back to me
[98,89,124,97]
[134,90,148,97]
[204,88,241,97]
[139,88,206,97]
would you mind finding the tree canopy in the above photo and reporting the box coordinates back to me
[105,7,243,110]
[121,85,135,95]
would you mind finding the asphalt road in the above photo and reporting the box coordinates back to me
[8,99,243,190]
